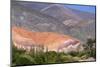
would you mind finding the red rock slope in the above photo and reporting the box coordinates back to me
[12,27,83,53]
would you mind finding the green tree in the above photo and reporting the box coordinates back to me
[85,38,96,58]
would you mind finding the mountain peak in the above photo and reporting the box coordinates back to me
[41,4,63,12]
[40,4,82,21]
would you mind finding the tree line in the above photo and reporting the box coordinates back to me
[12,38,96,67]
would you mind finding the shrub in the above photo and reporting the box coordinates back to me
[12,38,96,66]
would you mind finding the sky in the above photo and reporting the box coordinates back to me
[64,4,96,14]
[19,1,96,14]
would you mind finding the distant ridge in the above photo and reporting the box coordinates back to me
[11,1,95,43]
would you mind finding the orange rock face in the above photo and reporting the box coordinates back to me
[12,27,83,53]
